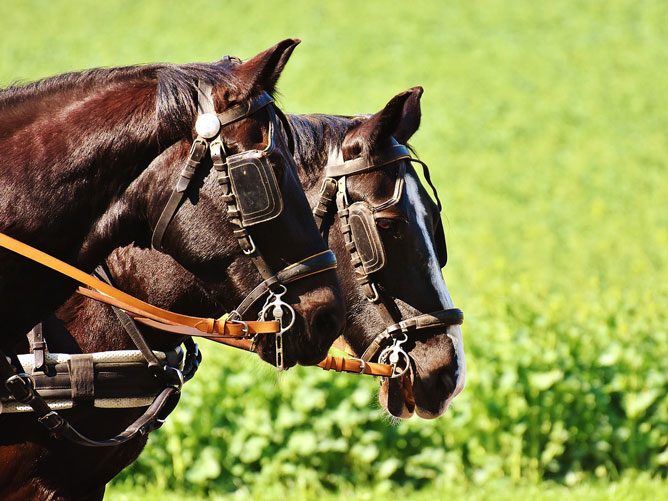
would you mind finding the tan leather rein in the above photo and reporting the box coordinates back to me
[0,232,278,339]
[0,232,393,376]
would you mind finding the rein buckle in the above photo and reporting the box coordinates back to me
[4,373,36,403]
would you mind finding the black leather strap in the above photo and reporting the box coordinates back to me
[361,308,464,362]
[44,386,181,448]
[324,143,410,178]
[216,92,273,127]
[68,354,95,406]
[234,250,338,316]
[27,323,47,374]
[94,265,163,371]
[151,138,209,252]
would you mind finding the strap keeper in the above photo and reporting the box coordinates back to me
[240,235,256,255]
[215,318,227,335]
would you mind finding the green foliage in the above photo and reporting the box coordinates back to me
[1,0,667,497]
[107,473,668,501]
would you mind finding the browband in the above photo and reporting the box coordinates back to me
[324,142,411,178]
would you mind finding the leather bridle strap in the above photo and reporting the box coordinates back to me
[360,308,464,363]
[151,137,209,252]
[151,91,275,253]
[170,327,394,377]
[232,250,337,317]
[0,232,279,336]
[323,143,411,178]
[74,287,276,337]
[312,308,463,378]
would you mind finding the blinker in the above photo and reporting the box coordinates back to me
[217,98,284,227]
[227,151,283,226]
[347,202,386,274]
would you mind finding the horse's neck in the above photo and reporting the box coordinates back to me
[51,247,210,354]
[0,74,191,255]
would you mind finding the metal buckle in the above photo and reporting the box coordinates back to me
[350,357,367,375]
[37,410,66,431]
[5,373,36,403]
[163,366,184,390]
[242,235,257,255]
[227,311,250,338]
[320,177,338,198]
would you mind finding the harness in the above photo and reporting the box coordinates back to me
[151,82,338,370]
[0,85,338,445]
[313,138,464,378]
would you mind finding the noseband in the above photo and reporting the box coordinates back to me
[313,139,463,378]
[151,83,337,370]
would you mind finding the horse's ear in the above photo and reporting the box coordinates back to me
[343,87,423,158]
[393,86,423,143]
[231,39,300,99]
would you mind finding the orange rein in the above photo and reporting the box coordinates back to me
[0,232,393,376]
[0,232,277,340]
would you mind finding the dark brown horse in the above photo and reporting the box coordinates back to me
[0,40,344,367]
[0,88,463,499]
[295,88,465,419]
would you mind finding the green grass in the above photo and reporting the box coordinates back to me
[2,0,667,498]
[107,473,668,501]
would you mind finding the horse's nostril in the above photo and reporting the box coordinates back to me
[439,369,456,396]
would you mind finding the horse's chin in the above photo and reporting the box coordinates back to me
[379,373,456,420]
[379,375,416,419]
[253,334,297,370]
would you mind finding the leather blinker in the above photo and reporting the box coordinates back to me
[347,202,386,274]
[227,151,283,226]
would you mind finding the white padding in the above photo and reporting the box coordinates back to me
[16,349,169,372]
[1,395,157,413]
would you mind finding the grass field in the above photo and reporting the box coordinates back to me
[2,0,667,499]
[107,473,668,501]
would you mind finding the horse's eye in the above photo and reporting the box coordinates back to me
[376,219,396,231]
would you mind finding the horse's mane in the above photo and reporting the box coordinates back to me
[0,62,244,135]
[288,113,365,183]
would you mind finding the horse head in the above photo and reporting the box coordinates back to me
[303,88,465,418]
[79,40,345,369]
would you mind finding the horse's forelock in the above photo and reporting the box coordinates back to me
[154,63,240,136]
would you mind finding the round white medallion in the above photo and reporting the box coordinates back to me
[195,113,221,139]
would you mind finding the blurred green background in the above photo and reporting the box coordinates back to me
[2,0,667,499]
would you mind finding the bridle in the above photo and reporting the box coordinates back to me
[313,138,464,378]
[0,84,340,447]
[151,82,337,370]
